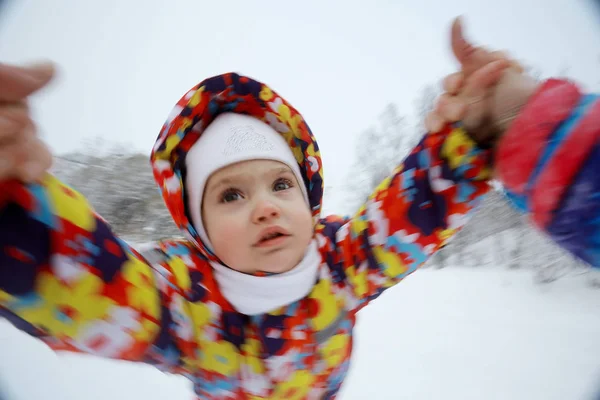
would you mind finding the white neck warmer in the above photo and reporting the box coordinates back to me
[211,239,321,315]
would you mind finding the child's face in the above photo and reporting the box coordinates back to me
[201,159,313,274]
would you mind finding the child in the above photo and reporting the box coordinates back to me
[0,18,577,399]
[7,68,496,399]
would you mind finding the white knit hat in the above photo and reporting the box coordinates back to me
[185,112,309,250]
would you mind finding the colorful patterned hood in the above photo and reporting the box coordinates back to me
[150,73,324,260]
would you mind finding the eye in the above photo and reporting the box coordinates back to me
[220,188,243,203]
[273,178,293,192]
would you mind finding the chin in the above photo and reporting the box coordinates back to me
[258,263,296,274]
[258,251,302,274]
[248,248,305,274]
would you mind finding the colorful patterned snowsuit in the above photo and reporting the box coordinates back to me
[0,74,593,399]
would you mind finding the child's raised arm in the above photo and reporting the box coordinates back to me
[312,18,554,311]
[0,63,187,368]
[0,176,175,364]
[317,124,493,310]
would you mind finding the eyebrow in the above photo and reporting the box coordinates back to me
[205,166,292,194]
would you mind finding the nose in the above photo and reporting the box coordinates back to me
[252,198,281,224]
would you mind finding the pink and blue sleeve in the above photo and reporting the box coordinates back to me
[496,79,600,267]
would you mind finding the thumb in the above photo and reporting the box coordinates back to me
[450,17,500,76]
[451,17,475,69]
[0,61,55,102]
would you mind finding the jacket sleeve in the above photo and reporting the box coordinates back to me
[317,125,493,310]
[496,78,600,268]
[0,174,182,369]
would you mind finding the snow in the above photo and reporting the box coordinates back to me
[1,266,600,399]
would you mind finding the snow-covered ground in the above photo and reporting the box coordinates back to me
[1,266,600,400]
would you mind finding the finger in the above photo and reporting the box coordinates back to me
[0,122,44,182]
[461,59,510,103]
[465,46,500,76]
[0,102,31,143]
[17,135,53,183]
[424,112,445,133]
[436,94,468,122]
[489,50,510,61]
[0,62,55,102]
[460,60,509,129]
[0,132,27,180]
[443,72,465,95]
[509,59,525,74]
[489,50,525,74]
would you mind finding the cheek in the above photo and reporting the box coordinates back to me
[293,207,314,242]
[204,211,246,249]
[210,218,245,246]
[209,219,248,266]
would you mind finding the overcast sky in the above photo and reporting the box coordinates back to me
[1,1,600,398]
[0,0,599,213]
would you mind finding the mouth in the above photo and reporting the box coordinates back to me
[254,227,291,247]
